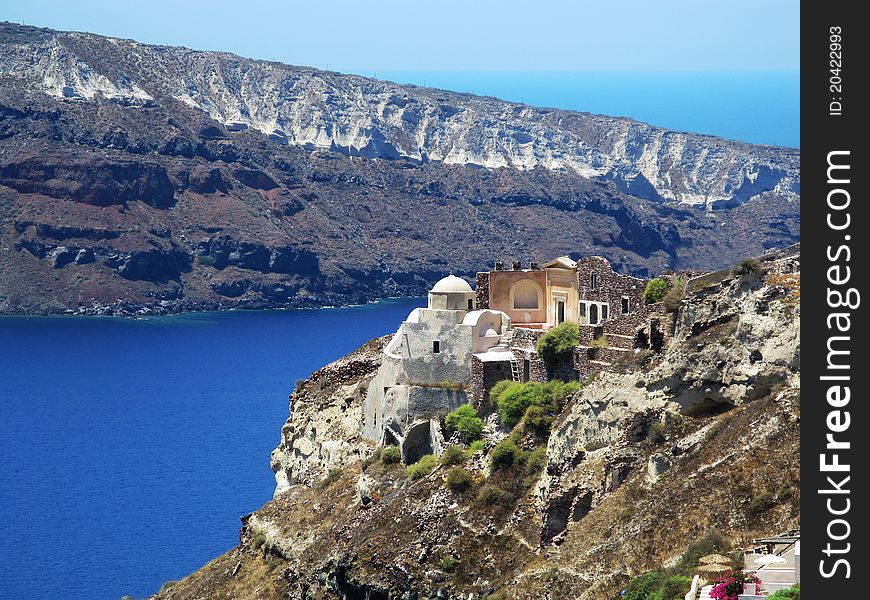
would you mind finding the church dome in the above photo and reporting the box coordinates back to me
[431,274,472,293]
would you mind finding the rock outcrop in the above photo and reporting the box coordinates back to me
[151,251,800,600]
[270,337,386,494]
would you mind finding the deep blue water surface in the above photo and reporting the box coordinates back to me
[364,70,800,148]
[0,299,424,600]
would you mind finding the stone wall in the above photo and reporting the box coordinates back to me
[576,256,648,326]
[470,356,513,405]
[475,272,490,309]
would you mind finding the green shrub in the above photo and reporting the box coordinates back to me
[776,485,795,500]
[441,445,466,466]
[647,421,667,444]
[662,278,686,313]
[477,485,508,506]
[440,555,459,571]
[490,437,523,471]
[673,532,728,573]
[251,530,267,550]
[536,321,579,365]
[495,380,579,429]
[406,454,438,480]
[769,585,800,599]
[381,446,401,464]
[497,383,541,428]
[750,492,776,514]
[522,447,548,487]
[445,467,472,493]
[466,439,485,455]
[444,404,483,442]
[643,278,669,304]
[736,258,761,276]
[489,379,516,404]
[624,571,693,600]
[197,255,216,267]
[589,335,608,349]
[523,404,552,436]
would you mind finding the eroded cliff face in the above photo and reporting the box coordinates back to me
[0,25,797,209]
[270,337,386,496]
[154,252,800,600]
[0,23,799,316]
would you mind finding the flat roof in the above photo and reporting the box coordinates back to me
[473,350,515,363]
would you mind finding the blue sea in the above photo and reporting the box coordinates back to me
[0,300,425,600]
[365,70,800,148]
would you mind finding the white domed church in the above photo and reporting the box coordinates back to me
[361,275,511,463]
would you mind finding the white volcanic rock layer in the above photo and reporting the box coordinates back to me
[0,28,799,208]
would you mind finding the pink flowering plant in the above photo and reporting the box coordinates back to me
[709,570,761,600]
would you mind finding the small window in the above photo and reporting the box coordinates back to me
[621,297,630,314]
[433,340,440,354]
[467,298,474,310]
[602,304,609,320]
[590,272,597,291]
[579,302,587,318]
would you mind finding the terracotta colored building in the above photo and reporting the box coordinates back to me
[476,255,649,333]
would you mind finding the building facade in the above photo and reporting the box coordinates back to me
[361,275,512,462]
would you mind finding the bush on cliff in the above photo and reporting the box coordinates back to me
[444,404,483,442]
[768,585,800,599]
[445,467,472,493]
[381,446,401,464]
[490,437,523,471]
[406,454,438,480]
[495,380,579,429]
[644,278,669,304]
[488,379,515,404]
[536,321,579,363]
[662,277,686,313]
[441,445,466,466]
[623,571,693,600]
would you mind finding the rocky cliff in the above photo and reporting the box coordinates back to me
[0,23,798,315]
[152,251,800,600]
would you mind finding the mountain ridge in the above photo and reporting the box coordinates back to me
[0,22,799,315]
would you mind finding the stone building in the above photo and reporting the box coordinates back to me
[364,257,673,459]
[472,256,658,392]
[361,275,512,462]
[476,256,649,331]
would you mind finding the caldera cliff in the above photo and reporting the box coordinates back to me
[150,250,800,600]
[0,22,798,316]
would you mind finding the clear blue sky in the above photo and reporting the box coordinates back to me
[3,0,798,73]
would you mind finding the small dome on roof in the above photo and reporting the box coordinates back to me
[431,274,472,293]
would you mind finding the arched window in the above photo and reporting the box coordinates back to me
[511,280,541,309]
[590,272,597,290]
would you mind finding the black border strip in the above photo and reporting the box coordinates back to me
[802,4,869,596]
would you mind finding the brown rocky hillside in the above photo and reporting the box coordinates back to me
[150,253,800,600]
